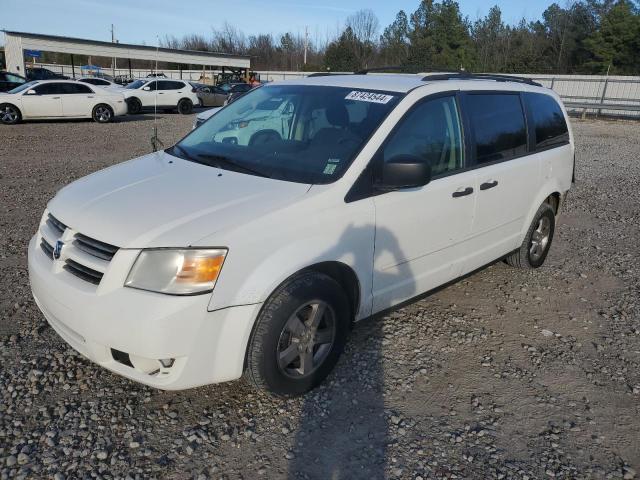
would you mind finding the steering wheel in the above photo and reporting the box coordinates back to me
[249,129,282,147]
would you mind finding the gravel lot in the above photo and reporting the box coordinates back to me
[0,114,639,480]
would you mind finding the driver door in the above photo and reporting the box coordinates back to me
[372,94,477,312]
[21,83,64,118]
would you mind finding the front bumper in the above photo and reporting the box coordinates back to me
[113,102,128,117]
[28,235,261,390]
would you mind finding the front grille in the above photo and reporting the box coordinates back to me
[73,233,118,262]
[39,212,120,287]
[46,214,67,236]
[40,238,54,258]
[63,259,104,285]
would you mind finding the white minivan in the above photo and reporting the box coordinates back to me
[28,73,574,396]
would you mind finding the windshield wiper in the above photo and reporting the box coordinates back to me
[194,153,272,178]
[167,144,198,162]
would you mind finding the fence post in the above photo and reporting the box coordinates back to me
[550,77,555,90]
[597,67,611,118]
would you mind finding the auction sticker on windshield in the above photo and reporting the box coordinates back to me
[345,91,395,104]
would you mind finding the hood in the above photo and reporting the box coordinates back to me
[197,107,221,121]
[48,151,310,248]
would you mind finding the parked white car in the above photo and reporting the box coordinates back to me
[77,77,124,90]
[0,80,127,124]
[28,73,574,396]
[122,79,199,115]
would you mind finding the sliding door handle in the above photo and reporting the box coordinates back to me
[480,180,499,190]
[452,187,474,198]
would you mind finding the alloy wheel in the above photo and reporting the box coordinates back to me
[276,300,336,378]
[1,106,18,124]
[529,216,551,262]
[95,106,111,122]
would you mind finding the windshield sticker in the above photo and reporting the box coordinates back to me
[323,163,338,175]
[328,158,340,163]
[345,91,395,104]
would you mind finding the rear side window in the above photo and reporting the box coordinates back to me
[524,93,569,150]
[61,83,93,94]
[158,81,184,90]
[465,93,527,164]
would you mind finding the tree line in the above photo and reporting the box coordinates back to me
[161,0,640,75]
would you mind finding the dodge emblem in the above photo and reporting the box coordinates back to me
[53,240,64,260]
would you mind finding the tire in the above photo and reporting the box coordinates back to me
[505,203,556,269]
[126,97,142,115]
[0,104,21,125]
[92,104,113,123]
[245,271,351,396]
[177,98,193,115]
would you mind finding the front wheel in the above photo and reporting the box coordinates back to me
[92,104,113,123]
[177,98,193,115]
[126,97,142,115]
[505,202,556,269]
[245,272,351,396]
[0,104,21,125]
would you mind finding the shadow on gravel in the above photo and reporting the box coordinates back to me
[289,225,414,479]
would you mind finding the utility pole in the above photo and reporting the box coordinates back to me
[111,24,116,77]
[303,26,309,65]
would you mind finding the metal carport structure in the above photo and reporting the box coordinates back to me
[2,30,251,78]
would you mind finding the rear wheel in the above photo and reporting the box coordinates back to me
[177,98,193,115]
[505,202,556,269]
[0,104,21,125]
[245,271,351,396]
[92,104,113,123]
[126,97,142,115]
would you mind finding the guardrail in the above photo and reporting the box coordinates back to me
[525,75,640,118]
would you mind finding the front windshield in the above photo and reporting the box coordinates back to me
[125,80,147,89]
[9,81,38,94]
[172,84,402,184]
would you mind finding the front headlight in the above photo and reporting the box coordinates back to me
[125,248,227,295]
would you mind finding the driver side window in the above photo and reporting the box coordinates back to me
[383,96,463,177]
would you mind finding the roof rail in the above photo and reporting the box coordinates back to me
[306,72,352,77]
[354,66,411,75]
[422,72,542,87]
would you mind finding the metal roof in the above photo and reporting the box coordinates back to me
[2,31,251,59]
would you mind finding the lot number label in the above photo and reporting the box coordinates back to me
[345,91,395,104]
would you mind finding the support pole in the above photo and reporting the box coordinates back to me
[70,54,75,79]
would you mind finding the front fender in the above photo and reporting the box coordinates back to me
[208,223,375,320]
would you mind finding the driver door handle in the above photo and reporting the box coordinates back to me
[52,96,60,99]
[480,180,499,190]
[452,187,474,198]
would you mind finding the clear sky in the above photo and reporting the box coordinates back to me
[1,0,557,47]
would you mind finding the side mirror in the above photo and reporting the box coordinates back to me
[142,86,151,91]
[26,89,37,95]
[378,155,431,191]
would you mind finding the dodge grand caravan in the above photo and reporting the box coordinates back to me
[28,72,574,396]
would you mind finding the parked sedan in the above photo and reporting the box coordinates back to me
[0,80,127,125]
[0,71,26,92]
[190,83,227,107]
[26,67,68,81]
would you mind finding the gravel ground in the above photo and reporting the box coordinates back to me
[0,114,639,480]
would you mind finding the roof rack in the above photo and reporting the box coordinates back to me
[422,72,542,87]
[306,72,351,77]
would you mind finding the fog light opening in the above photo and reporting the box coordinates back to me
[159,358,175,368]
